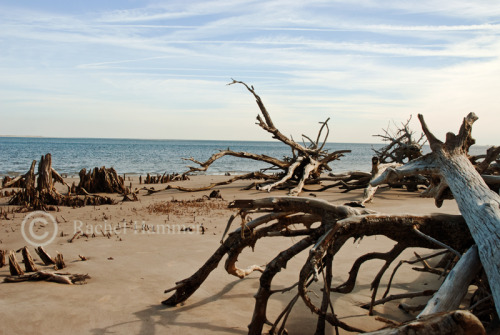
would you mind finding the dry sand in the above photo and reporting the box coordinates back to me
[0,175,462,334]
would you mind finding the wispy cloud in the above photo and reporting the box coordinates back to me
[0,0,499,143]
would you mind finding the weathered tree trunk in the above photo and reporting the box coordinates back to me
[372,113,500,318]
[38,153,54,193]
[8,154,65,209]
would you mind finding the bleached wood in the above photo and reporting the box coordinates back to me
[259,157,304,192]
[363,310,485,335]
[418,245,482,317]
[372,113,500,317]
[362,160,401,205]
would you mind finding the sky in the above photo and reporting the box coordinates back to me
[0,1,499,144]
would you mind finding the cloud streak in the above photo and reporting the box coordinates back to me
[0,0,499,144]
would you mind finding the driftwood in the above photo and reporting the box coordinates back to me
[54,253,65,270]
[8,250,24,276]
[34,246,56,265]
[305,171,373,193]
[21,246,38,272]
[373,116,426,164]
[163,172,274,193]
[174,80,350,196]
[418,245,482,317]
[4,271,91,285]
[356,117,430,203]
[327,117,428,198]
[163,196,478,334]
[163,113,498,334]
[371,113,500,318]
[142,172,189,184]
[5,154,116,208]
[77,167,126,194]
[361,157,402,205]
[0,249,6,268]
[364,310,485,335]
[1,175,25,188]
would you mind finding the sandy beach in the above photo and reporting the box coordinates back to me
[0,175,463,334]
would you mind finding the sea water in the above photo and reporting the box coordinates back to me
[0,137,489,178]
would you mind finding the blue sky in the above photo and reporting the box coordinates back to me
[1,1,499,144]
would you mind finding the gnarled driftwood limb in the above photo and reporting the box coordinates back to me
[371,113,500,318]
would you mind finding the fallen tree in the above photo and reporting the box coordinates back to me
[168,80,351,196]
[372,116,426,164]
[371,112,500,319]
[360,117,499,205]
[162,113,498,334]
[322,116,428,200]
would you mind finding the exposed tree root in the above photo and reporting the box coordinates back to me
[163,196,480,334]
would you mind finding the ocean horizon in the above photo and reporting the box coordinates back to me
[0,136,489,178]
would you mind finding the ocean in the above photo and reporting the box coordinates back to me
[0,137,489,178]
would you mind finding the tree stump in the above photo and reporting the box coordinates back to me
[77,167,126,194]
[34,246,56,265]
[55,253,65,270]
[0,249,6,268]
[21,246,38,272]
[8,251,24,276]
